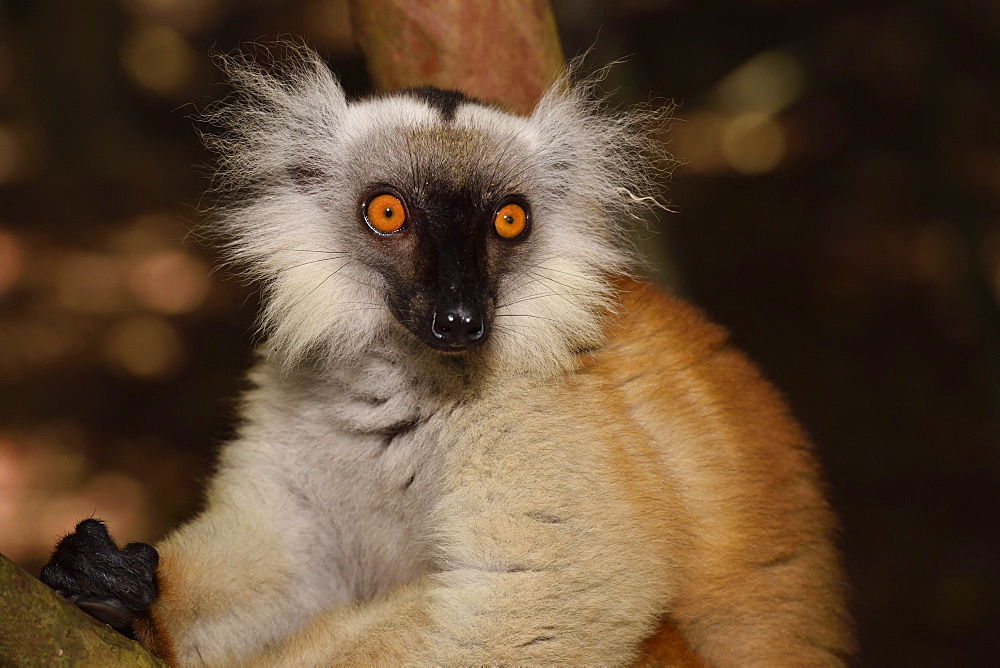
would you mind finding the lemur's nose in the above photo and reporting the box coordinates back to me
[431,304,486,348]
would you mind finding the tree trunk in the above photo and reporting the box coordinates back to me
[347,0,564,115]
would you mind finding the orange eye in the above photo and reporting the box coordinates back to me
[494,203,527,239]
[366,194,407,234]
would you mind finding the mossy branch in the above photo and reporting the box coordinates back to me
[0,553,165,667]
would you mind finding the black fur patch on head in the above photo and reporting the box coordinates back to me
[402,87,471,122]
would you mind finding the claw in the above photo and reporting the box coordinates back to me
[74,596,136,631]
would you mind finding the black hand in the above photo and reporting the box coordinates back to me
[39,519,158,631]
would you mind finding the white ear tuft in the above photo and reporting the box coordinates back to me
[199,45,381,368]
[530,61,678,258]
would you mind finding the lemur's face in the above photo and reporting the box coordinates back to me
[357,180,530,352]
[346,92,533,352]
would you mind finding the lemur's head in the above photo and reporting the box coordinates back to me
[205,46,670,375]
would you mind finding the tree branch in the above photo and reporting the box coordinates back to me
[347,0,564,115]
[0,553,165,666]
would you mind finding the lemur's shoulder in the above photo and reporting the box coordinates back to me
[590,276,813,467]
[606,278,731,366]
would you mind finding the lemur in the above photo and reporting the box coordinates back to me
[41,47,853,666]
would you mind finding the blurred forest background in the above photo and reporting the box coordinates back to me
[0,0,997,663]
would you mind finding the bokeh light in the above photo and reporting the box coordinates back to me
[128,250,209,314]
[0,123,39,185]
[54,252,129,314]
[120,23,197,96]
[0,228,24,293]
[103,314,185,378]
[720,112,786,174]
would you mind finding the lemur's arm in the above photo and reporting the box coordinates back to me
[42,467,330,667]
[149,451,681,665]
[176,473,681,666]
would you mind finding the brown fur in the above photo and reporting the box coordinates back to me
[133,595,177,665]
[636,617,706,667]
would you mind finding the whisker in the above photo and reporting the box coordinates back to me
[496,292,564,309]
[521,272,594,309]
[328,305,385,316]
[282,260,354,312]
[524,270,586,294]
[495,313,563,323]
[497,286,590,310]
[273,248,348,255]
[528,263,592,280]
[274,256,346,274]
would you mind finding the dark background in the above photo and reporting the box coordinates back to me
[1,0,997,664]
